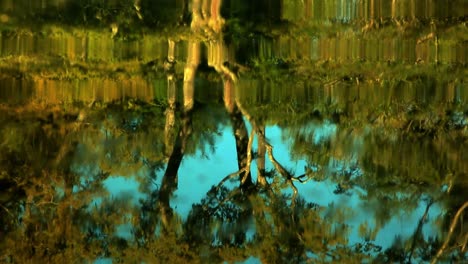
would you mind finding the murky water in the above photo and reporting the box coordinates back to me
[0,1,467,263]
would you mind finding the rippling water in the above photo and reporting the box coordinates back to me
[0,1,466,263]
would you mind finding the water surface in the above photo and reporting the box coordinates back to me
[0,1,467,263]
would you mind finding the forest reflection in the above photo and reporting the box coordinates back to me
[0,0,467,263]
[1,73,467,263]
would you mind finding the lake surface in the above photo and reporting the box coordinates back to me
[0,1,467,263]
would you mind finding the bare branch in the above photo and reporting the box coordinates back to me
[431,201,468,264]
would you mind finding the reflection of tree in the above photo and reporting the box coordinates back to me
[256,124,268,187]
[164,40,177,157]
[370,198,466,263]
[2,78,465,263]
[184,180,380,262]
[234,78,467,262]
[2,102,460,262]
[159,43,196,230]
[432,201,468,263]
[223,78,253,189]
[0,107,112,262]
[1,1,466,263]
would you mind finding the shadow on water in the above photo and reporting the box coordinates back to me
[0,0,467,263]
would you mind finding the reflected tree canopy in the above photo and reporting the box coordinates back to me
[0,0,467,263]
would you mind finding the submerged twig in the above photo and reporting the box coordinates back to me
[431,201,468,264]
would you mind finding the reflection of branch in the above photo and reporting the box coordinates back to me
[235,101,312,204]
[257,125,268,186]
[214,128,255,191]
[408,199,433,263]
[210,130,255,213]
[431,201,468,264]
[241,129,255,185]
[215,168,247,191]
[265,143,297,198]
[204,188,242,216]
[164,48,177,157]
[462,232,468,252]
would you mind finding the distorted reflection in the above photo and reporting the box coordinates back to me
[0,0,466,263]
